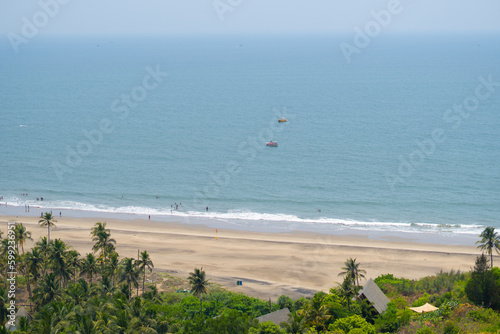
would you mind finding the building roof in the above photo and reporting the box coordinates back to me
[409,303,438,313]
[256,308,291,325]
[358,278,390,314]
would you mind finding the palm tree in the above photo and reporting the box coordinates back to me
[188,267,209,314]
[91,222,107,237]
[25,248,43,288]
[143,285,163,303]
[104,251,120,287]
[282,312,307,334]
[137,251,154,294]
[301,293,331,331]
[337,277,356,311]
[14,223,32,254]
[338,257,366,286]
[476,226,500,268]
[35,237,50,276]
[66,250,81,284]
[39,212,57,243]
[32,272,62,309]
[80,253,98,285]
[119,257,140,298]
[1,238,11,287]
[48,239,72,287]
[91,222,116,266]
[93,231,116,263]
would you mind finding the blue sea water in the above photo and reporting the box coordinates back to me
[0,33,499,237]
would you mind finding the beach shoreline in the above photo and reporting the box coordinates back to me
[0,208,483,300]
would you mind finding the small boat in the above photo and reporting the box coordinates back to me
[278,117,287,122]
[266,140,278,147]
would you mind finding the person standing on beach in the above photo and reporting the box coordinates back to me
[206,206,208,212]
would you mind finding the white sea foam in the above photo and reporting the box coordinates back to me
[2,197,485,236]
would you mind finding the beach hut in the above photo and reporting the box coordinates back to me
[256,308,291,326]
[409,303,439,313]
[358,278,390,314]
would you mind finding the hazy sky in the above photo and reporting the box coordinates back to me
[1,0,500,36]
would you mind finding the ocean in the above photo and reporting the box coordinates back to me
[1,33,499,240]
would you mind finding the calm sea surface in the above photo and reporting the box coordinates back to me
[1,34,499,238]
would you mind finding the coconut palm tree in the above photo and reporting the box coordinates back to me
[477,226,500,268]
[104,251,120,287]
[80,253,98,285]
[338,277,356,311]
[188,267,209,314]
[48,239,72,287]
[32,272,62,309]
[34,237,50,276]
[91,222,107,237]
[14,223,32,254]
[91,222,116,266]
[39,212,57,243]
[66,250,81,284]
[301,293,332,331]
[282,312,308,334]
[338,257,366,286]
[0,238,10,287]
[25,248,43,289]
[93,232,116,263]
[137,251,154,294]
[119,257,140,298]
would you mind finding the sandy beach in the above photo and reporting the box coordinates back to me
[0,213,481,300]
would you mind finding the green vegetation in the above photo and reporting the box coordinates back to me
[477,226,500,268]
[2,221,500,333]
[38,213,56,243]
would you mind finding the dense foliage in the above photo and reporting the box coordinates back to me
[2,221,500,333]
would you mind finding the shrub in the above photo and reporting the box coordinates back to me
[443,320,459,334]
[392,296,408,309]
[416,327,434,334]
[412,293,430,307]
[328,315,375,334]
[249,321,285,334]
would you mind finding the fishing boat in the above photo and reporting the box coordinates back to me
[278,117,287,122]
[266,141,278,147]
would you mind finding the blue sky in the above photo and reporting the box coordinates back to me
[1,0,500,35]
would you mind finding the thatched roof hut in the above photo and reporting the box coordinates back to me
[358,278,390,314]
[256,308,291,325]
